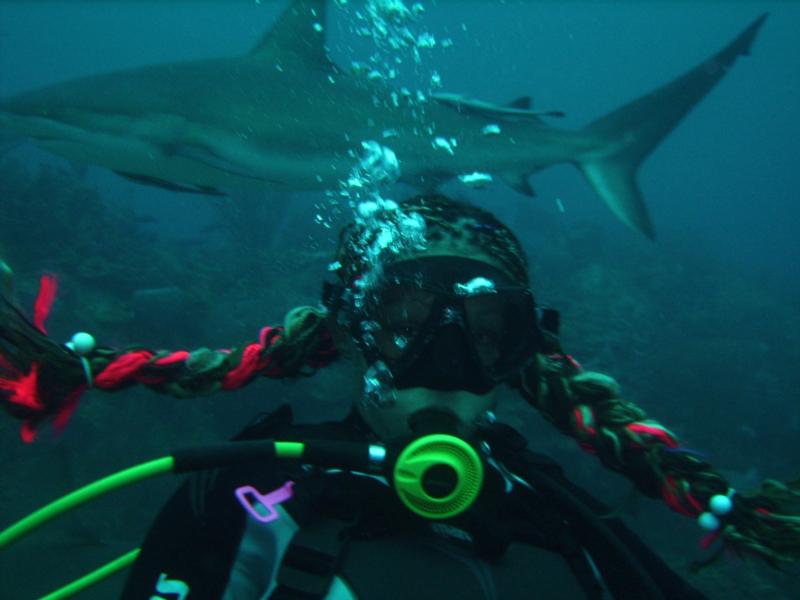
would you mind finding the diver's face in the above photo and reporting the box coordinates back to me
[349,256,537,443]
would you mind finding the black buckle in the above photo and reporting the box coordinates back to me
[271,517,351,599]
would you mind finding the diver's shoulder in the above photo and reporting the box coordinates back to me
[482,418,566,480]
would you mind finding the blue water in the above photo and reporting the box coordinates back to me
[0,2,798,598]
[1,1,797,288]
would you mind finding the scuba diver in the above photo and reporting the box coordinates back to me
[1,194,799,599]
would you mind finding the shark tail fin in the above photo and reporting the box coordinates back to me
[577,13,767,239]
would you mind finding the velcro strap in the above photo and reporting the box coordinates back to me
[270,517,351,599]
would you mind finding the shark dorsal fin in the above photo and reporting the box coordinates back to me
[250,0,328,65]
[501,172,536,197]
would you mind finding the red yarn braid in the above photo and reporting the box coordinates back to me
[515,352,727,520]
[1,276,338,442]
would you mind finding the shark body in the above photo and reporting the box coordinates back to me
[0,1,767,238]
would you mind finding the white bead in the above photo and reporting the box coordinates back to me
[698,512,720,531]
[70,332,95,356]
[709,494,733,516]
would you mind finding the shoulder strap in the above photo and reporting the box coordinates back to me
[480,420,565,478]
[269,516,353,599]
[236,407,369,599]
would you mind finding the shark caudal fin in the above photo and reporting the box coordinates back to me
[578,14,767,239]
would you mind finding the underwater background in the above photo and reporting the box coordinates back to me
[0,1,798,598]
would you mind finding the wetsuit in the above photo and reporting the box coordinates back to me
[122,406,706,600]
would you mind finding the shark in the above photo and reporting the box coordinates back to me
[0,0,767,238]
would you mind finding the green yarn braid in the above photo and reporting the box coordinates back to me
[514,347,800,569]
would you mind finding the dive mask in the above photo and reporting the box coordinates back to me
[327,256,543,394]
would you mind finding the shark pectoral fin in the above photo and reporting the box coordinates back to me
[167,144,272,183]
[507,96,532,110]
[501,173,536,197]
[250,0,330,67]
[114,171,226,196]
[579,158,654,240]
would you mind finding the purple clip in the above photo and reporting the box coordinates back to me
[235,481,295,523]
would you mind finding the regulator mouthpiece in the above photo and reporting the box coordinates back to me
[407,407,461,437]
[393,433,483,520]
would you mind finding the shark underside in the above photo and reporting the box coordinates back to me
[0,0,768,238]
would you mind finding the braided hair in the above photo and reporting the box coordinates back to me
[0,275,336,442]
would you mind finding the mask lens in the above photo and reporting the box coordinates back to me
[357,257,540,389]
[464,289,537,379]
[370,282,537,382]
[371,285,436,361]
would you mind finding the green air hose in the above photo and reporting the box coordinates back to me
[39,549,141,600]
[1,435,482,599]
[0,440,321,550]
[0,457,174,550]
[0,440,317,600]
